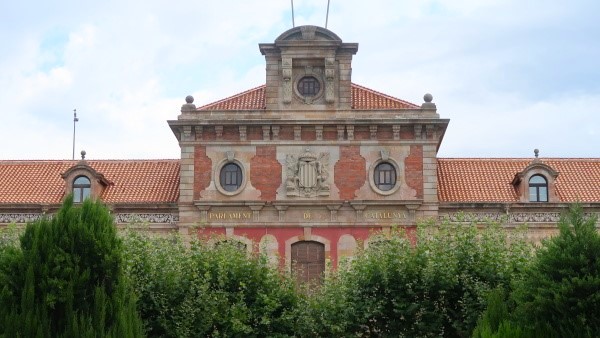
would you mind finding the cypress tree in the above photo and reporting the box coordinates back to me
[0,196,143,337]
[513,204,600,336]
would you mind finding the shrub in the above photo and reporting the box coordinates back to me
[512,204,600,335]
[0,196,143,337]
[297,219,532,337]
[122,231,301,337]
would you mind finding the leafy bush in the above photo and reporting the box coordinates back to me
[0,196,143,337]
[122,231,301,337]
[295,219,531,337]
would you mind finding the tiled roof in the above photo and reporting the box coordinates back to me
[351,83,419,109]
[197,85,266,110]
[0,160,180,205]
[438,158,600,203]
[196,83,419,110]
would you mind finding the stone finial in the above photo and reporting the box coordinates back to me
[181,95,197,113]
[534,149,539,158]
[80,150,86,160]
[421,93,436,109]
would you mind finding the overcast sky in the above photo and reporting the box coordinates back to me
[1,0,598,160]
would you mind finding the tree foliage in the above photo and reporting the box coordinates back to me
[121,231,301,337]
[0,196,143,337]
[474,204,600,337]
[295,219,532,337]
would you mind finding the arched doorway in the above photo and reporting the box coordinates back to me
[291,241,325,285]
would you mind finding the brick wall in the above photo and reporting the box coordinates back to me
[250,146,281,201]
[194,146,212,199]
[405,145,423,198]
[334,146,366,200]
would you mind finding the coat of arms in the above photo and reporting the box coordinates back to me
[286,148,330,197]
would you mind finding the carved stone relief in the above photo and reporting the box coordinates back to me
[286,148,330,197]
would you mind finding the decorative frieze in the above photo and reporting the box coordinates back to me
[0,213,43,223]
[441,212,600,224]
[1,213,180,225]
[114,213,179,224]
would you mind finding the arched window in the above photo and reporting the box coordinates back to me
[529,175,548,202]
[374,162,396,191]
[220,163,242,192]
[73,176,91,203]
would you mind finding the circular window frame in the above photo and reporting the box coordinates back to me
[369,158,401,196]
[214,159,247,196]
[293,74,324,102]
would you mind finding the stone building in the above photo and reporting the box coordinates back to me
[1,26,599,284]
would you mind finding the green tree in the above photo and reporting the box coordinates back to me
[122,231,301,337]
[0,196,143,337]
[513,204,600,335]
[296,219,532,337]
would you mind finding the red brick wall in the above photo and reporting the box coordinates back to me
[378,125,393,140]
[405,145,423,198]
[323,126,337,140]
[301,126,316,141]
[194,146,212,199]
[247,126,263,140]
[400,126,414,140]
[278,126,294,140]
[222,126,239,141]
[250,146,281,201]
[334,146,366,200]
[353,126,370,140]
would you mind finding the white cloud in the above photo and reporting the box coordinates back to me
[0,0,598,160]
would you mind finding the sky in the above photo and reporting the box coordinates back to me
[1,0,599,160]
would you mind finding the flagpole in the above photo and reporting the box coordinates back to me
[325,0,331,28]
[72,109,78,160]
[291,0,295,27]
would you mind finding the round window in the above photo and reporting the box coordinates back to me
[297,76,321,97]
[373,162,397,192]
[220,163,243,192]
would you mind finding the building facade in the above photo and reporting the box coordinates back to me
[1,26,599,284]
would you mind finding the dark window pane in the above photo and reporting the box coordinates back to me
[297,77,320,97]
[220,163,242,192]
[528,175,548,202]
[374,162,396,191]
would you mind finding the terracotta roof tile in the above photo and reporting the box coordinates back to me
[0,160,180,205]
[351,83,419,109]
[197,86,266,110]
[196,83,419,111]
[438,158,600,203]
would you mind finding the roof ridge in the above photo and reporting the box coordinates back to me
[196,84,265,110]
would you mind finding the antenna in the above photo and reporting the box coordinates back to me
[291,0,295,27]
[325,0,331,28]
[72,109,78,160]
